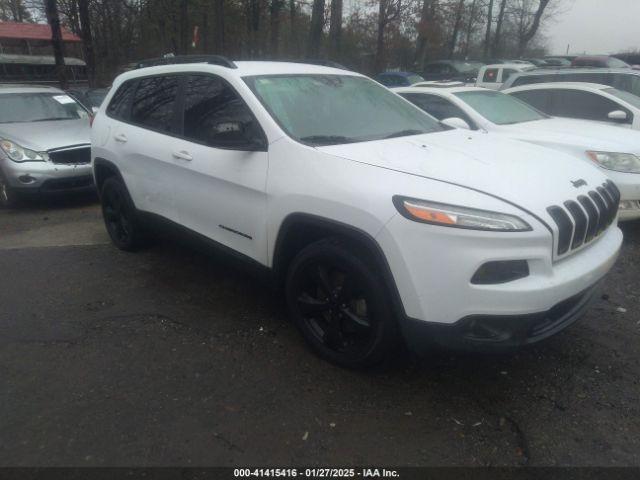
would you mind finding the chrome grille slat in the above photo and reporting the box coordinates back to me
[548,183,619,258]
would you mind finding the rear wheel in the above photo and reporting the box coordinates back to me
[0,170,18,208]
[100,177,148,251]
[285,238,398,368]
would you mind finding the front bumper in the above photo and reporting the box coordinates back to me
[403,280,603,352]
[2,159,95,193]
[378,213,623,351]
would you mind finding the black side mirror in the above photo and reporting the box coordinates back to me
[213,121,268,151]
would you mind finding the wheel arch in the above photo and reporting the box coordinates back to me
[93,158,126,196]
[271,213,407,320]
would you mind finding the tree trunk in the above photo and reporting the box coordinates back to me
[44,0,68,90]
[306,0,324,58]
[289,0,297,57]
[414,0,432,72]
[180,0,189,55]
[328,0,342,59]
[214,0,225,54]
[463,0,478,58]
[483,0,494,60]
[518,0,551,56]
[491,0,507,57]
[270,0,284,57]
[78,0,96,87]
[374,0,386,72]
[447,0,465,59]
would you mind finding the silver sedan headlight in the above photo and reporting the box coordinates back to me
[587,151,640,174]
[0,139,47,162]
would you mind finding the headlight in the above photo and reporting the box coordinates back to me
[393,196,532,231]
[0,139,46,162]
[587,151,640,174]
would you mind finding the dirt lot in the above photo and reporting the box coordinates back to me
[1,194,639,467]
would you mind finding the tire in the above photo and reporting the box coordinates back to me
[0,169,18,208]
[100,177,149,251]
[285,238,399,368]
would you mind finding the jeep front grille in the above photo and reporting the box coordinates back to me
[547,180,620,258]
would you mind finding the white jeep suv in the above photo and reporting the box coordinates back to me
[91,56,623,367]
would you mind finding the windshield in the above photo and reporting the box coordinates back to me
[244,74,442,146]
[0,93,89,123]
[454,90,547,125]
[407,74,425,85]
[604,88,640,109]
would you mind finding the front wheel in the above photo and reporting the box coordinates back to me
[285,238,398,368]
[0,170,18,208]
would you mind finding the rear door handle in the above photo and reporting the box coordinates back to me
[114,133,128,143]
[172,150,193,161]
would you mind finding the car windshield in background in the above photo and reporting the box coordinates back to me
[604,88,640,109]
[454,62,480,73]
[0,93,89,123]
[454,90,547,125]
[407,74,425,85]
[244,74,442,146]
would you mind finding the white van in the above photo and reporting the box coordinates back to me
[476,63,535,90]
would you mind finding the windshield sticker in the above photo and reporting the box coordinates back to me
[53,95,76,105]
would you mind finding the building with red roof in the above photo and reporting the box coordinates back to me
[0,21,82,57]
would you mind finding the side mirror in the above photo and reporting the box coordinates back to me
[92,106,99,114]
[608,110,628,122]
[441,117,471,130]
[214,121,267,151]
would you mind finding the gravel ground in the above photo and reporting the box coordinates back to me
[0,194,639,467]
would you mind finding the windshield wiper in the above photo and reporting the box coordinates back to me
[384,129,426,139]
[31,117,74,122]
[300,135,355,145]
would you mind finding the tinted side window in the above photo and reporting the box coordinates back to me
[511,75,545,87]
[483,69,499,83]
[183,75,263,149]
[107,80,135,120]
[131,76,180,133]
[502,69,518,82]
[510,90,551,114]
[551,89,631,123]
[402,93,476,128]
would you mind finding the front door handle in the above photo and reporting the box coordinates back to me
[172,150,193,161]
[114,133,128,143]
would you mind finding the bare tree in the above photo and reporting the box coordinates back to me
[513,0,552,56]
[463,0,479,58]
[44,0,68,89]
[414,0,436,71]
[306,0,325,58]
[491,0,507,57]
[270,0,284,56]
[374,0,402,72]
[483,0,494,59]
[214,0,225,54]
[77,0,95,86]
[447,0,465,58]
[328,0,343,59]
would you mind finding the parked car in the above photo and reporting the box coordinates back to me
[67,87,109,112]
[92,57,622,367]
[374,71,424,87]
[475,63,535,90]
[572,56,631,69]
[504,83,640,130]
[0,84,93,207]
[501,68,640,97]
[543,57,572,67]
[522,58,550,67]
[394,85,640,220]
[422,60,483,83]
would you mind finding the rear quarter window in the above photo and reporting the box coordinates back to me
[482,69,499,83]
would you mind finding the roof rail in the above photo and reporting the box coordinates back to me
[135,55,237,70]
[292,59,350,70]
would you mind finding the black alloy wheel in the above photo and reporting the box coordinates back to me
[286,238,397,368]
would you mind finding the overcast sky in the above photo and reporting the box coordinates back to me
[547,0,639,55]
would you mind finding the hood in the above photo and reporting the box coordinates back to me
[499,118,640,155]
[317,129,609,217]
[0,119,91,152]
